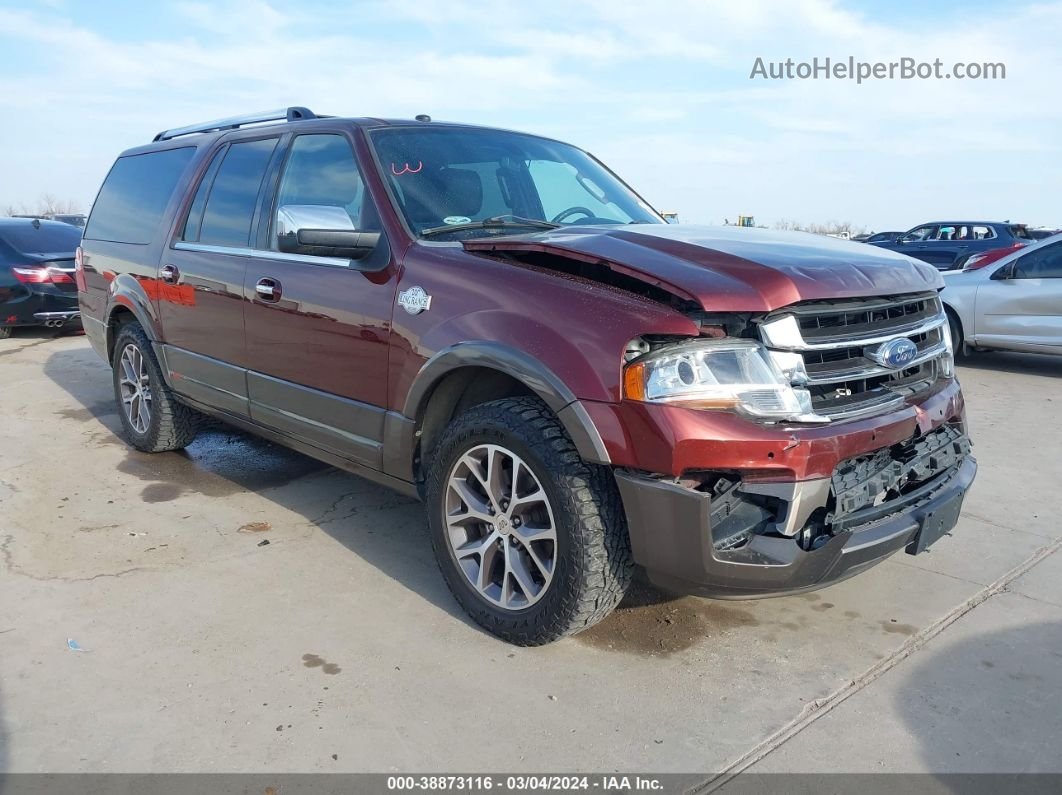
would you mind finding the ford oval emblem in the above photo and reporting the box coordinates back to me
[878,337,918,369]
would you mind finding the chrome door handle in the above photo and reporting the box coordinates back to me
[255,278,280,301]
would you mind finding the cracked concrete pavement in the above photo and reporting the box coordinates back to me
[1,331,1060,781]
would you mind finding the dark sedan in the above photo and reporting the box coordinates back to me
[0,218,83,339]
[870,221,1032,270]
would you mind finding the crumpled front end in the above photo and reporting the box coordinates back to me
[615,422,975,598]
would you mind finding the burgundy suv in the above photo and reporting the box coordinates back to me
[78,107,975,645]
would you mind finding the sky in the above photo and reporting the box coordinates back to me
[1,0,1060,231]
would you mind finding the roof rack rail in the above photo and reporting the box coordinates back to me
[153,106,318,142]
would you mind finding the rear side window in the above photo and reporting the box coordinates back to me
[85,148,196,244]
[0,222,81,255]
[196,138,278,248]
[1015,242,1062,279]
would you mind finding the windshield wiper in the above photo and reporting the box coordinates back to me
[420,215,560,238]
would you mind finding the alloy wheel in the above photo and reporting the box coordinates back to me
[444,444,558,610]
[118,343,152,434]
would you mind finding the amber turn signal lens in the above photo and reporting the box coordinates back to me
[623,362,647,401]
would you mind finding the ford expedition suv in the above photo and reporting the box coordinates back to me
[78,108,976,645]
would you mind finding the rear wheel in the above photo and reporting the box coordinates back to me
[425,397,632,645]
[0,326,12,340]
[112,322,201,452]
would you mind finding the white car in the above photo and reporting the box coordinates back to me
[941,233,1062,356]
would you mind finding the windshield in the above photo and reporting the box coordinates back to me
[369,126,663,237]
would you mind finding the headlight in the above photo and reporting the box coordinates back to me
[940,321,955,378]
[623,339,823,422]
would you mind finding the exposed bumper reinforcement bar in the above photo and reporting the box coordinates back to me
[615,455,976,599]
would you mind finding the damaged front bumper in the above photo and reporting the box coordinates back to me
[615,425,976,598]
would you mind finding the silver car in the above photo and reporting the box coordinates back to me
[942,233,1062,356]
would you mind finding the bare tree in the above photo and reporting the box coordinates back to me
[3,195,82,217]
[4,202,31,216]
[772,219,868,238]
[36,194,82,215]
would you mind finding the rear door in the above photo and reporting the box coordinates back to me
[241,130,398,469]
[975,241,1062,353]
[163,135,281,416]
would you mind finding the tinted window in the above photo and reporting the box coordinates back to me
[198,138,278,247]
[903,225,937,242]
[0,222,81,255]
[181,149,226,242]
[1014,242,1062,279]
[274,134,379,239]
[85,148,196,244]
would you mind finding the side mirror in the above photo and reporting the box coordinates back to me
[991,262,1015,281]
[276,205,380,260]
[895,237,907,244]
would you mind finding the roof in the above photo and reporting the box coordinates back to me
[118,106,560,159]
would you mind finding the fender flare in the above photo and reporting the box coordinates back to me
[104,273,162,361]
[402,341,611,466]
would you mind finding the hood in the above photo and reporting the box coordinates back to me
[463,224,944,312]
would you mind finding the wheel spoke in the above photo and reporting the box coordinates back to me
[477,538,502,593]
[137,394,150,432]
[506,547,540,605]
[452,530,498,561]
[514,523,557,545]
[485,446,508,507]
[121,357,137,386]
[447,477,494,524]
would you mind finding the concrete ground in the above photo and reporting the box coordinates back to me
[1,331,1060,783]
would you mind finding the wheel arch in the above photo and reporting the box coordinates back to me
[105,274,161,363]
[402,343,611,486]
[942,301,966,350]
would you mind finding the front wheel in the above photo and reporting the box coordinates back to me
[425,397,632,645]
[947,311,966,360]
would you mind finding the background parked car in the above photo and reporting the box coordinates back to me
[942,233,1062,356]
[871,221,1031,270]
[0,218,83,339]
[1027,228,1060,240]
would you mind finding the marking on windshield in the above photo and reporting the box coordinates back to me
[391,161,423,175]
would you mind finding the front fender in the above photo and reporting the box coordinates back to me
[402,339,611,465]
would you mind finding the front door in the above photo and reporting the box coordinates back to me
[977,241,1062,353]
[242,131,398,468]
[162,135,282,416]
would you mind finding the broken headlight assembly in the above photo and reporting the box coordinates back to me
[622,339,827,423]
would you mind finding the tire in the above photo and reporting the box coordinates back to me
[112,322,201,452]
[946,310,966,360]
[0,326,12,339]
[425,396,632,645]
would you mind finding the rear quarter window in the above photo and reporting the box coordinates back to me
[84,147,196,244]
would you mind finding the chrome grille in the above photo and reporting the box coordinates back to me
[759,292,950,421]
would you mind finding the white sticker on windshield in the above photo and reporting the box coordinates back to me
[443,216,471,225]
